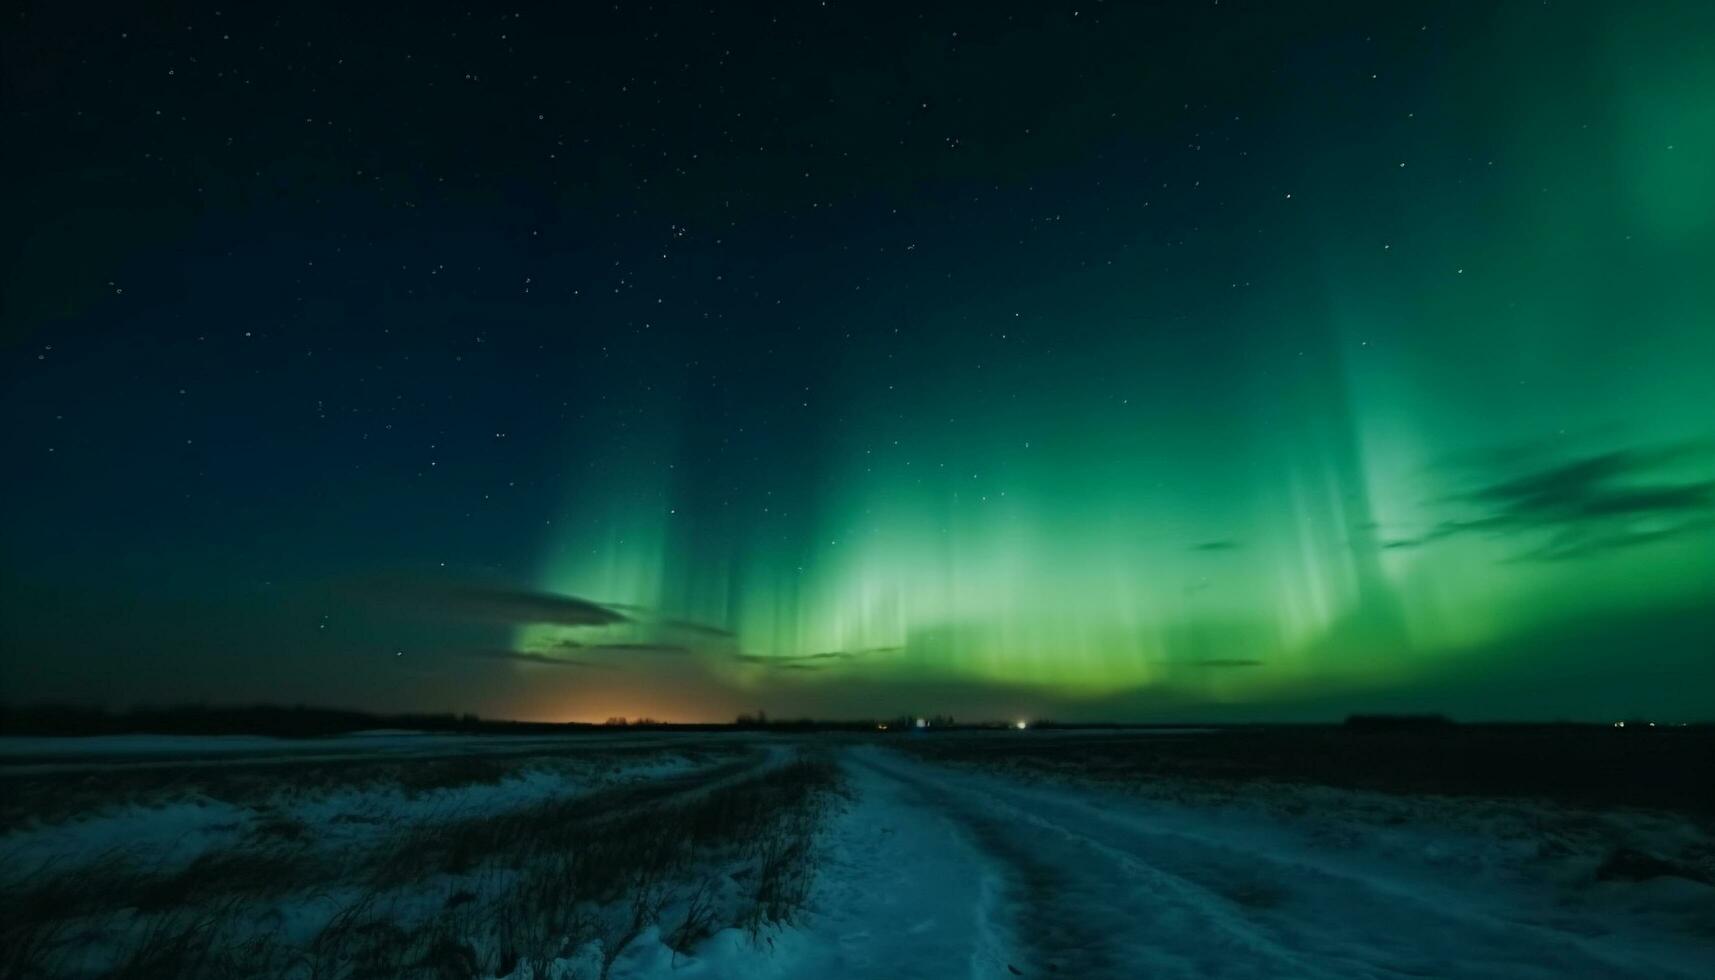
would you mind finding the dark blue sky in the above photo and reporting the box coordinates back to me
[5,1,1713,721]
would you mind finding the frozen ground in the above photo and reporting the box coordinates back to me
[762,747,1715,980]
[2,735,711,875]
[621,736,1715,979]
[4,731,1712,978]
[2,731,832,979]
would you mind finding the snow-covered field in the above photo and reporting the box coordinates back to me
[2,732,834,979]
[3,734,710,876]
[791,747,1715,979]
[4,732,1712,978]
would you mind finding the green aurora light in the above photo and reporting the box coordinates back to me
[518,5,1715,718]
[4,2,1712,723]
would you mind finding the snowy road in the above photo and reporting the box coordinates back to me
[10,732,1708,979]
[760,746,1715,980]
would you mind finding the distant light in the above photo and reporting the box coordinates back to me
[915,717,927,728]
[1015,720,1028,730]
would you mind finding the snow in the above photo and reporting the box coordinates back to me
[503,754,1011,980]
[627,749,1014,979]
[7,735,1712,979]
[0,731,461,759]
[0,734,700,876]
[599,746,1715,979]
[0,731,626,770]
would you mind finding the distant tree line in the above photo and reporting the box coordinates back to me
[17,703,1650,739]
[0,703,987,737]
[0,703,590,738]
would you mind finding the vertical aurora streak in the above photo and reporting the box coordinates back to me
[519,3,1715,719]
[5,1,1712,723]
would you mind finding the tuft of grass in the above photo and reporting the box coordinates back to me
[131,849,311,913]
[4,749,843,979]
[392,756,511,795]
[667,879,720,959]
[251,814,312,842]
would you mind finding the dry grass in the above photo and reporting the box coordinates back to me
[1,747,842,980]
[0,742,743,833]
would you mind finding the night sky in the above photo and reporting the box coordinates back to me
[4,1,1712,723]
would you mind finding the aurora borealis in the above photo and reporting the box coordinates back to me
[3,1,1713,722]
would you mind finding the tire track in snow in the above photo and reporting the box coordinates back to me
[855,747,1322,978]
[851,749,1127,977]
[848,747,1710,980]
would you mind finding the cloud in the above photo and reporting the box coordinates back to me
[456,648,615,669]
[658,618,736,639]
[361,578,630,627]
[1509,519,1715,563]
[603,604,736,638]
[731,646,905,670]
[1190,539,1240,552]
[1392,443,1714,560]
[551,640,692,655]
[1464,446,1704,512]
[432,585,629,626]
